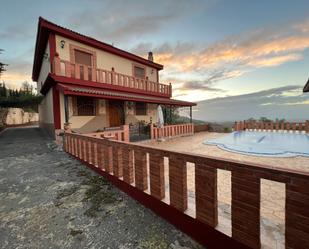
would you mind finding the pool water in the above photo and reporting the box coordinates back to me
[204,131,309,157]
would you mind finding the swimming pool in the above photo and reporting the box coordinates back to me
[204,131,309,157]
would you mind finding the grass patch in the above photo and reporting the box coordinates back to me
[54,185,79,207]
[69,228,83,236]
[82,175,121,218]
[137,226,169,249]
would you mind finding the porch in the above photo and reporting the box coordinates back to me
[57,83,196,142]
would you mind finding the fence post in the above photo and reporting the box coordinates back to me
[150,123,154,140]
[123,124,130,142]
[111,67,115,85]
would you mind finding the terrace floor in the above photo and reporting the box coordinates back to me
[0,127,203,249]
[143,132,309,249]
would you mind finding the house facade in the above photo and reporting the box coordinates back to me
[32,17,195,139]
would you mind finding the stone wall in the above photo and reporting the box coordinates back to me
[4,108,39,125]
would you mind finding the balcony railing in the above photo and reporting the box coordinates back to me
[53,56,171,97]
[150,123,194,140]
[64,132,309,248]
[234,120,309,133]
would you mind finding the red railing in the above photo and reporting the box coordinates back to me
[64,132,309,249]
[150,123,194,140]
[53,56,171,97]
[234,120,309,133]
[84,125,129,142]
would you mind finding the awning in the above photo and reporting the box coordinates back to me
[57,83,196,106]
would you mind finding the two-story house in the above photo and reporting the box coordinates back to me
[32,17,196,139]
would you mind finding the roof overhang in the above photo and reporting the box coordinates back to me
[32,17,164,81]
[57,83,196,107]
[304,78,309,92]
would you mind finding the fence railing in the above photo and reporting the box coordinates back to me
[234,120,309,133]
[84,125,129,142]
[64,132,309,249]
[150,123,194,140]
[53,55,171,97]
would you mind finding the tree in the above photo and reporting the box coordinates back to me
[0,82,7,97]
[20,81,34,96]
[0,49,8,78]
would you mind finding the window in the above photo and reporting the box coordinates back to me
[134,65,145,79]
[76,96,95,116]
[135,102,147,115]
[74,50,92,66]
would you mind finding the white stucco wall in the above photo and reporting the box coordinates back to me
[38,88,54,124]
[65,98,109,133]
[55,35,158,82]
[59,97,157,132]
[37,41,50,93]
[125,103,158,125]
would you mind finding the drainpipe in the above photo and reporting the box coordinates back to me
[64,95,69,123]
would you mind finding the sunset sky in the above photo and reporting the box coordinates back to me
[1,0,309,104]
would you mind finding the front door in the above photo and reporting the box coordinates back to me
[109,100,124,127]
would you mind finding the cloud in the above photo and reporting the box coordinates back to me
[67,0,209,43]
[129,18,309,100]
[180,69,242,91]
[0,24,33,40]
[193,85,309,122]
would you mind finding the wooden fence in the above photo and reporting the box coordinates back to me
[84,125,129,142]
[234,120,309,133]
[194,124,209,133]
[64,132,309,249]
[150,123,194,140]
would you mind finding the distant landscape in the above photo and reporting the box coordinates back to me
[193,85,309,122]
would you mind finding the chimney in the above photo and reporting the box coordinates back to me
[148,51,153,62]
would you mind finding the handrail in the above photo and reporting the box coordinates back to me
[53,56,172,97]
[64,132,309,248]
[83,124,129,142]
[150,123,194,140]
[234,120,309,133]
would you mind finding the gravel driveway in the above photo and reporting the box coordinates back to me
[0,127,203,249]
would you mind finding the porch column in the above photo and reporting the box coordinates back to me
[64,95,69,123]
[169,105,172,125]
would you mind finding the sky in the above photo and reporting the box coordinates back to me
[1,0,309,118]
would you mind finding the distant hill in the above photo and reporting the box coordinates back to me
[192,85,309,122]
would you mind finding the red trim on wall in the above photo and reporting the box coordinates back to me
[62,90,195,106]
[51,74,171,98]
[49,33,56,71]
[71,156,249,249]
[52,87,61,129]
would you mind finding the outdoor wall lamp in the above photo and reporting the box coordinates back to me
[60,40,66,49]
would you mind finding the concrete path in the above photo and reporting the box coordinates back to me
[0,127,203,249]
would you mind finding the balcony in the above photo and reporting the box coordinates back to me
[53,55,172,97]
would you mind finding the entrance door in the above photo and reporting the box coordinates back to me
[109,100,124,127]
